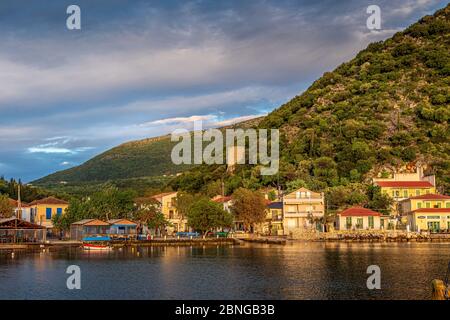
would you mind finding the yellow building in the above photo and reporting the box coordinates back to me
[400,194,450,232]
[28,197,69,229]
[282,187,324,235]
[375,180,436,201]
[152,192,189,234]
[373,167,436,202]
[265,201,284,236]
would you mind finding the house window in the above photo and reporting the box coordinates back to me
[395,191,400,198]
[356,218,363,229]
[425,202,431,208]
[446,202,450,208]
[426,190,430,194]
[415,190,420,196]
[346,217,352,229]
[46,208,52,220]
[368,216,374,229]
[403,190,408,198]
[57,208,63,216]
[435,203,441,208]
[287,205,296,213]
[169,210,174,219]
[417,202,422,209]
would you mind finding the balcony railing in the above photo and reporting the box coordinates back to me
[284,210,324,215]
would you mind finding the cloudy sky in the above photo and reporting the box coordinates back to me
[0,0,447,182]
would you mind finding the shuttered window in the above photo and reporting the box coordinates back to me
[46,208,52,220]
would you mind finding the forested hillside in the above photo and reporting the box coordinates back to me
[171,5,450,203]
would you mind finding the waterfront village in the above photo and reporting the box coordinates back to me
[1,164,450,246]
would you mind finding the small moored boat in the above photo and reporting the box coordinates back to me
[83,243,112,251]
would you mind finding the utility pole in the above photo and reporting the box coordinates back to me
[221,177,225,211]
[17,183,22,220]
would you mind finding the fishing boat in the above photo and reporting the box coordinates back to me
[82,235,112,250]
[83,243,113,251]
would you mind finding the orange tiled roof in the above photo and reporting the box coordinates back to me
[107,219,137,225]
[28,196,68,206]
[8,198,30,207]
[71,219,110,226]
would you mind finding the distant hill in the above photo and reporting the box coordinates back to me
[32,116,264,187]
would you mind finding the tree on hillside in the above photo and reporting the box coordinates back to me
[187,197,233,236]
[325,185,368,214]
[0,194,14,218]
[231,188,266,232]
[205,180,223,198]
[366,185,393,215]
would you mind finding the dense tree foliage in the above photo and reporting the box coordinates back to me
[0,194,14,218]
[0,177,69,203]
[134,197,171,234]
[231,188,267,230]
[52,185,136,230]
[186,198,233,235]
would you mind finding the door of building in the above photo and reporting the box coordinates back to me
[427,221,440,232]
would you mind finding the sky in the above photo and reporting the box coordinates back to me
[0,0,447,182]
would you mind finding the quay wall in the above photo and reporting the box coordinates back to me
[288,230,450,242]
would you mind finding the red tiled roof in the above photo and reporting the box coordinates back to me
[412,208,450,213]
[375,181,434,188]
[212,196,232,203]
[28,196,68,206]
[408,193,450,200]
[339,207,381,217]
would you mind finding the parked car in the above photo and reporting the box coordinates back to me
[176,231,200,238]
[206,231,229,238]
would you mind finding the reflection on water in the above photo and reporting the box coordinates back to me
[0,242,449,300]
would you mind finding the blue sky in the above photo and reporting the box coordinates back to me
[0,0,447,182]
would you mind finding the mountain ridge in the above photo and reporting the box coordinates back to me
[32,116,265,186]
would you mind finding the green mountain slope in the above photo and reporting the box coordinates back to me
[33,117,264,186]
[171,5,450,195]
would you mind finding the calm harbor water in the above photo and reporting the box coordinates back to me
[0,242,449,300]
